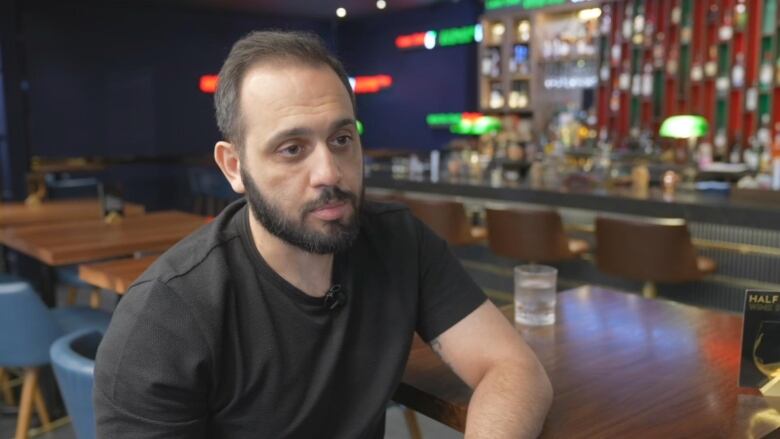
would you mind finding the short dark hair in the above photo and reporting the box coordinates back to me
[214,30,356,151]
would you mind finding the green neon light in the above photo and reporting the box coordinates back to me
[356,120,364,135]
[486,0,566,10]
[523,0,566,9]
[426,113,463,127]
[659,115,708,139]
[450,116,502,136]
[485,0,522,9]
[438,25,478,47]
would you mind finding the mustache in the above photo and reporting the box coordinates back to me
[301,186,358,215]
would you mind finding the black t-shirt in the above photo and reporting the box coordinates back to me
[94,199,486,438]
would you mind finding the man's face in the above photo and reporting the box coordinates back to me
[237,63,363,254]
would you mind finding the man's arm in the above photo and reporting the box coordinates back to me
[430,300,552,438]
[94,280,210,438]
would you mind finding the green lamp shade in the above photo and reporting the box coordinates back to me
[450,116,502,136]
[659,115,709,139]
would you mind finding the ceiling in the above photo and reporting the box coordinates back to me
[154,0,460,19]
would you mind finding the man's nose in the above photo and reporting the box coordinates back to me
[309,144,342,187]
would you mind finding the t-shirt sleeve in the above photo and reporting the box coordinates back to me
[413,217,488,343]
[93,279,211,438]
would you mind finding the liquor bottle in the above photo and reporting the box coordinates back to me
[734,0,748,31]
[773,123,780,190]
[758,115,772,172]
[714,130,728,161]
[600,5,612,35]
[609,90,620,112]
[667,48,678,76]
[705,46,718,77]
[760,54,774,90]
[671,5,681,24]
[631,73,641,96]
[719,11,734,41]
[775,55,780,84]
[611,43,621,64]
[746,87,758,112]
[641,64,653,97]
[633,6,645,45]
[600,64,610,82]
[622,4,633,39]
[680,26,691,44]
[732,53,746,88]
[691,64,703,82]
[730,135,743,164]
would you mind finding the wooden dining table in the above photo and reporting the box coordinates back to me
[393,286,778,438]
[78,255,158,294]
[0,211,206,305]
[0,198,145,228]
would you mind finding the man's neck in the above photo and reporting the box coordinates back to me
[247,210,334,298]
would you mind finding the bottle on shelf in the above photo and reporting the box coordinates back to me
[772,123,780,190]
[490,22,505,46]
[730,135,743,164]
[775,54,780,84]
[732,53,746,88]
[516,20,531,43]
[734,0,748,31]
[758,125,772,174]
[714,130,728,161]
[760,53,774,90]
[705,46,718,78]
[719,11,734,41]
[622,4,633,39]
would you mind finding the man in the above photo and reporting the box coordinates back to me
[94,30,552,438]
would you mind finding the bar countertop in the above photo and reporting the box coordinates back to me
[365,172,780,231]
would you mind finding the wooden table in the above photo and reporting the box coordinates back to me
[1,211,205,306]
[394,286,778,438]
[0,199,145,228]
[0,211,205,266]
[79,255,157,294]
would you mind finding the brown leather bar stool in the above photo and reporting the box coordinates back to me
[485,207,590,263]
[400,196,486,246]
[595,216,717,299]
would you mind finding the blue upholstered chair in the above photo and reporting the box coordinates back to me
[57,265,102,308]
[50,330,102,439]
[0,272,24,284]
[0,282,111,439]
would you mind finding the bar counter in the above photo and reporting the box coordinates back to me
[366,171,780,312]
[365,172,780,231]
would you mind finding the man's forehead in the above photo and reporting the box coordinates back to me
[241,63,351,115]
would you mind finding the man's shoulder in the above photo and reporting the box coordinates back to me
[130,201,246,294]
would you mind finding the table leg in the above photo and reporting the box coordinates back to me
[39,264,56,307]
[0,245,8,273]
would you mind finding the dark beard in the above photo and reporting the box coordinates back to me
[241,169,361,254]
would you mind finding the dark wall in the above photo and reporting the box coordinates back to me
[336,0,480,152]
[21,2,333,158]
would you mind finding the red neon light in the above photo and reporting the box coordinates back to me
[461,112,484,120]
[395,32,426,49]
[199,75,219,93]
[353,75,393,94]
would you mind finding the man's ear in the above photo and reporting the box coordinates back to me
[214,141,245,194]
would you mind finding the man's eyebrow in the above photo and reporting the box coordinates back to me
[330,118,356,132]
[265,118,356,149]
[265,127,313,149]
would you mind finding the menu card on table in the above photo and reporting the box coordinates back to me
[740,290,780,389]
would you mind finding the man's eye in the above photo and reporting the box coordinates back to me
[333,135,352,147]
[279,145,302,157]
